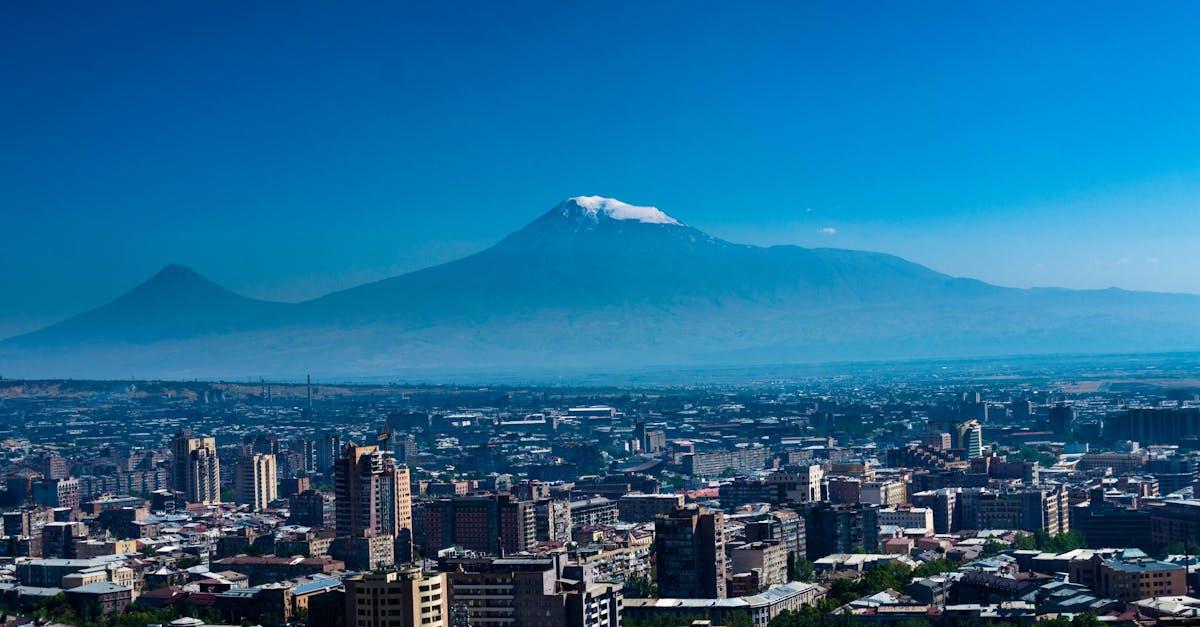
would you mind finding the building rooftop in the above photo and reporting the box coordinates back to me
[68,581,131,595]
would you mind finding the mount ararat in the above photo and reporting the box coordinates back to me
[5,196,1200,380]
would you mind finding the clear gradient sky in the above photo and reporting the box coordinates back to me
[4,2,1200,338]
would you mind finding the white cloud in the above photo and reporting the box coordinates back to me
[821,227,837,235]
[1146,257,1160,264]
[1116,257,1131,265]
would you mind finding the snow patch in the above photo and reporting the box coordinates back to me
[568,196,680,225]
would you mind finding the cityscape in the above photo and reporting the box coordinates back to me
[8,3,1200,627]
[3,357,1200,626]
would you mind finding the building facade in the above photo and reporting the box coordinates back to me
[235,453,278,512]
[344,567,449,627]
[655,506,726,599]
[170,429,221,505]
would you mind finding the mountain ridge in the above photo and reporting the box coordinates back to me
[5,196,1200,379]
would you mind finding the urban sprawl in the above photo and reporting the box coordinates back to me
[2,368,1200,626]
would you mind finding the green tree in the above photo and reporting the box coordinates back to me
[724,610,755,627]
[860,561,913,593]
[912,557,958,578]
[981,539,1007,557]
[791,556,815,582]
[624,574,657,598]
[1160,542,1190,559]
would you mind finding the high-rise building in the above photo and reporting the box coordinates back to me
[654,505,726,599]
[235,453,278,512]
[344,566,449,627]
[422,494,536,555]
[334,444,413,562]
[170,429,221,505]
[801,502,879,561]
[314,432,340,476]
[957,420,984,459]
[1106,408,1200,444]
[534,498,573,543]
[1049,404,1074,436]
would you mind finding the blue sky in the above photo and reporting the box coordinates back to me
[4,2,1200,337]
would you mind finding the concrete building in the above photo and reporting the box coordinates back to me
[862,479,906,507]
[423,494,536,555]
[344,567,449,627]
[1049,404,1074,436]
[1071,489,1154,552]
[958,420,984,460]
[719,477,780,510]
[731,540,788,589]
[617,493,685,523]
[1107,408,1200,444]
[683,447,769,478]
[331,534,396,571]
[959,488,1069,534]
[441,555,621,627]
[879,506,935,533]
[64,581,131,617]
[623,582,825,626]
[655,506,726,599]
[41,521,87,558]
[534,497,573,543]
[235,453,278,512]
[768,465,826,503]
[1148,499,1200,547]
[170,429,221,505]
[743,508,806,567]
[289,489,331,528]
[334,443,413,561]
[1075,550,1187,602]
[802,502,879,561]
[570,497,620,532]
[32,478,81,511]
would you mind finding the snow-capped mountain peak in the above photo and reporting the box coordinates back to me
[566,196,681,225]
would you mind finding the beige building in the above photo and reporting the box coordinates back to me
[171,429,221,505]
[768,464,825,503]
[344,567,448,627]
[731,540,788,588]
[862,479,907,507]
[879,506,935,533]
[235,453,278,512]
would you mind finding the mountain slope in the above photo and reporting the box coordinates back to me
[4,196,1200,379]
[4,264,289,347]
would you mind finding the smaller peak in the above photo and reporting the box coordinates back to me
[564,196,681,225]
[139,264,216,290]
[144,264,208,285]
[157,263,200,277]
